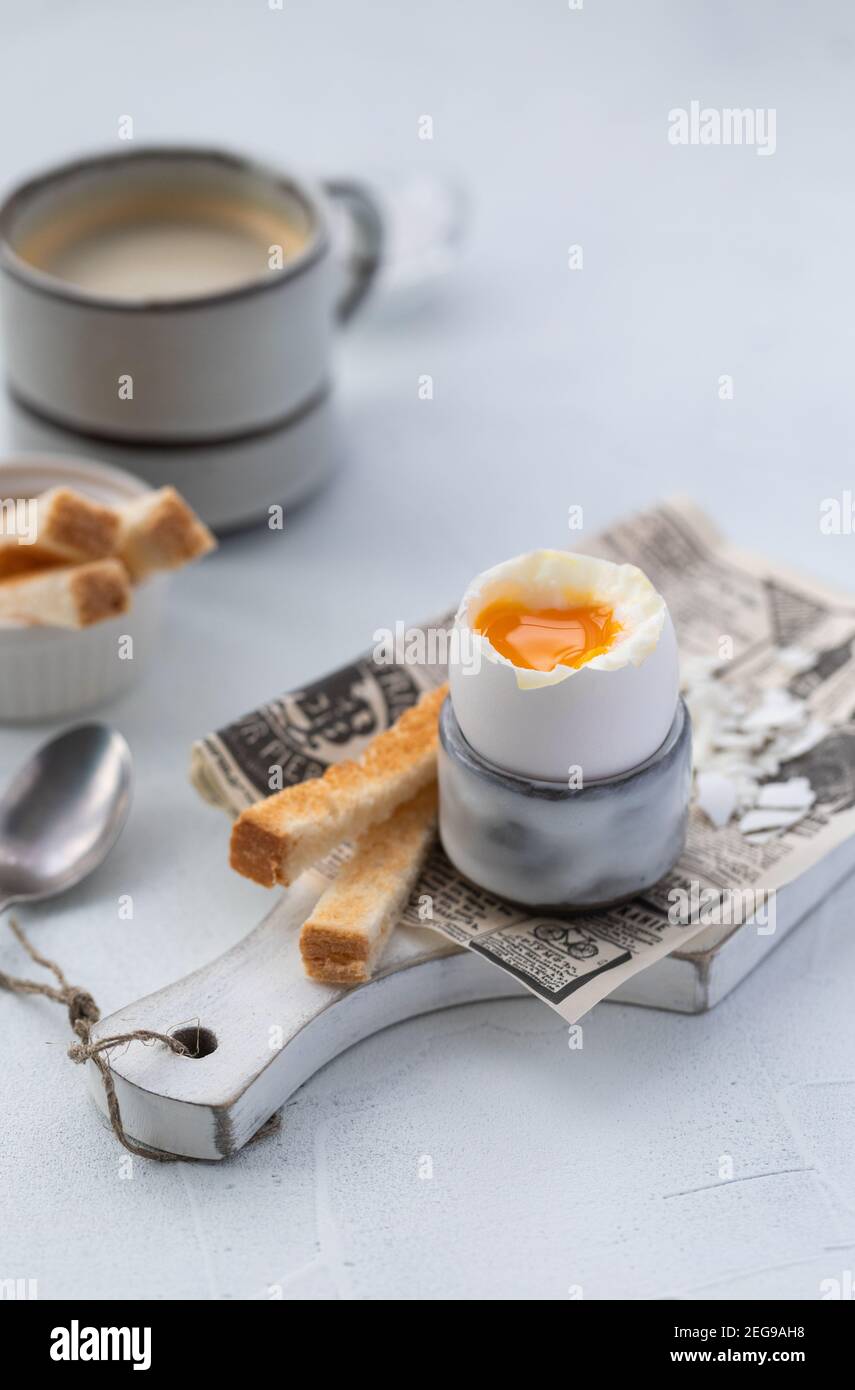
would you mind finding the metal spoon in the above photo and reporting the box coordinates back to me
[0,725,132,914]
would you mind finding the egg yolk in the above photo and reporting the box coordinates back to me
[475,599,621,672]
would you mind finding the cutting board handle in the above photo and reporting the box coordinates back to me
[87,876,523,1160]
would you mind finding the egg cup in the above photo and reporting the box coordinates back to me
[438,695,692,911]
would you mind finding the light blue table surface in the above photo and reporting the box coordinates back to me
[1,0,854,1299]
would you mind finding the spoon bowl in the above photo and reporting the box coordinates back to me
[0,725,132,911]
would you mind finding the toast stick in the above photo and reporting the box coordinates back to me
[230,683,447,888]
[0,488,120,579]
[118,486,216,581]
[0,559,131,629]
[300,784,438,984]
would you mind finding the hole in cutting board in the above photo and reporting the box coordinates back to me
[171,1025,218,1058]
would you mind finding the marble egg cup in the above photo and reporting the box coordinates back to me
[438,695,692,911]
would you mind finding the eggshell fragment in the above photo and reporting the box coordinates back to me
[755,777,815,811]
[738,807,806,834]
[695,771,738,828]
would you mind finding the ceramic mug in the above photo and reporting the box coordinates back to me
[7,387,339,533]
[0,147,382,444]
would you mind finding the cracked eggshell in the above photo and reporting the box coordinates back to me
[448,550,680,782]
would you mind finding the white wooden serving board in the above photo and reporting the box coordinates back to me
[654,834,855,1012]
[88,836,855,1160]
[87,877,522,1161]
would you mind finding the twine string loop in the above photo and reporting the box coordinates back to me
[0,917,280,1160]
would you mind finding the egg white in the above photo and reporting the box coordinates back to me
[448,550,680,781]
[457,550,665,688]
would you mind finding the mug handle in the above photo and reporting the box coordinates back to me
[323,179,385,323]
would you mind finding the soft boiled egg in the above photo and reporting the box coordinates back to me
[448,549,679,782]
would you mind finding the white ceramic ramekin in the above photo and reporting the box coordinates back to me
[0,455,168,722]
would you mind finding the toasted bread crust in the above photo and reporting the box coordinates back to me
[230,684,447,887]
[46,488,121,558]
[69,559,131,627]
[299,784,438,984]
[303,955,371,985]
[119,487,216,581]
[228,818,285,890]
[0,488,120,578]
[0,558,131,629]
[0,483,210,629]
[299,925,373,962]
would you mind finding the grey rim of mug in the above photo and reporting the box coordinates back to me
[0,144,331,313]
